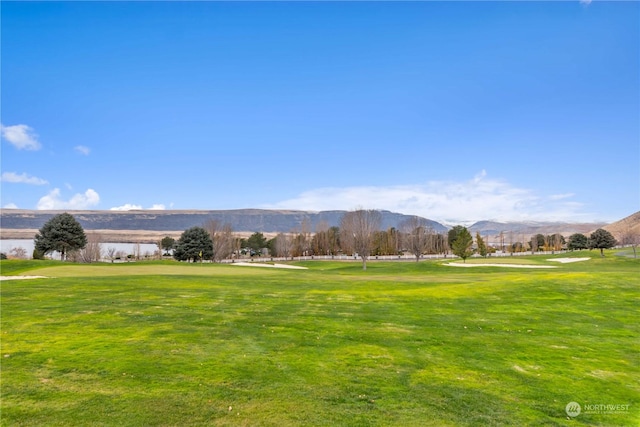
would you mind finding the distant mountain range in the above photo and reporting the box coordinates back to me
[0,209,447,236]
[467,220,608,237]
[1,208,625,243]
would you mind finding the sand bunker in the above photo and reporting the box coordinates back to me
[446,263,557,269]
[546,257,590,263]
[230,262,308,270]
[0,275,49,281]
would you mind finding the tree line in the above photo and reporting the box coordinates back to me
[165,212,451,270]
[167,210,622,268]
[20,211,629,267]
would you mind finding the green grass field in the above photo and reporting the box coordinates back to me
[1,253,638,426]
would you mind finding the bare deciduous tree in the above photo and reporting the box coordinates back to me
[106,246,117,263]
[9,247,28,259]
[508,231,514,255]
[328,226,341,256]
[204,220,235,262]
[133,243,141,261]
[71,232,103,263]
[312,226,342,256]
[340,209,381,270]
[431,232,448,255]
[312,221,330,255]
[273,233,293,259]
[401,216,433,262]
[291,219,312,257]
[550,233,564,253]
[373,228,400,256]
[618,224,639,258]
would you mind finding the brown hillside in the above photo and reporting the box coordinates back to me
[603,211,640,239]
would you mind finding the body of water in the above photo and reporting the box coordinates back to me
[1,239,161,260]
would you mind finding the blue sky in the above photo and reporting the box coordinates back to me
[1,1,638,223]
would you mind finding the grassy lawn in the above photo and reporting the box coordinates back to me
[451,256,544,265]
[1,253,638,426]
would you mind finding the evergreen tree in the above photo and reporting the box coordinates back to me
[448,226,465,250]
[173,227,213,262]
[34,213,87,261]
[246,232,268,255]
[451,227,473,262]
[476,232,488,258]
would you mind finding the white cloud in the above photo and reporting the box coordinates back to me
[0,124,42,150]
[37,188,100,210]
[110,203,166,211]
[110,204,143,211]
[549,193,575,201]
[1,172,48,185]
[264,172,590,223]
[3,203,19,209]
[580,0,592,6]
[74,145,90,155]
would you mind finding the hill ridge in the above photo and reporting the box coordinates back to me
[0,208,447,235]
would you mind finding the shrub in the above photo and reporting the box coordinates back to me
[32,249,45,260]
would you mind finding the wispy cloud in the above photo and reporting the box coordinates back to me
[37,188,100,210]
[0,124,42,151]
[74,145,90,155]
[264,171,590,223]
[110,203,166,211]
[3,203,19,209]
[580,0,592,6]
[549,193,575,201]
[1,172,48,185]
